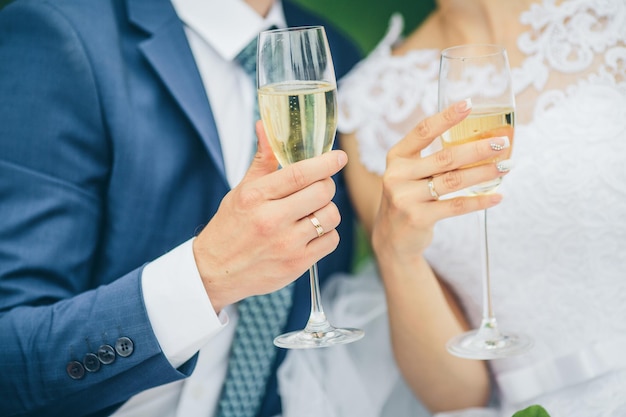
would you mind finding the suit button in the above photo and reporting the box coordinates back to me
[83,353,101,372]
[66,360,85,380]
[115,337,134,357]
[97,344,116,365]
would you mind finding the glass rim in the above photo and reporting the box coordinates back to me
[441,44,506,60]
[261,25,325,34]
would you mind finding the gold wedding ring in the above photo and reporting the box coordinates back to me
[427,177,440,201]
[308,215,325,238]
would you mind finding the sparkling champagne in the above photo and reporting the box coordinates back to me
[258,80,337,167]
[442,106,515,194]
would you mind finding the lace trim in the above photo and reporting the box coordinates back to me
[337,14,439,175]
[514,0,626,92]
[337,0,626,176]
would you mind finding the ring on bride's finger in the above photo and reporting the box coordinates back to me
[427,177,440,201]
[308,215,325,238]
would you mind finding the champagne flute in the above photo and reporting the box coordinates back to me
[257,26,364,349]
[438,44,532,359]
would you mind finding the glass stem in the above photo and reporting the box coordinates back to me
[478,209,500,338]
[304,262,333,334]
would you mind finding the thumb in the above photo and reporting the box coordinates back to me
[242,120,280,182]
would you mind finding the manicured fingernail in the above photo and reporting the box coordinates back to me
[456,98,472,112]
[337,151,347,166]
[490,136,511,151]
[496,159,514,172]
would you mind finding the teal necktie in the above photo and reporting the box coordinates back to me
[215,30,294,417]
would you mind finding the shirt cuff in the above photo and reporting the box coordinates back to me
[142,238,228,368]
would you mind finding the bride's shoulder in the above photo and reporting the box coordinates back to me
[336,14,443,174]
[337,14,441,172]
[339,13,442,91]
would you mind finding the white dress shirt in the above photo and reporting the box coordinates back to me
[113,1,286,416]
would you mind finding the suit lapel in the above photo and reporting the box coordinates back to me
[282,1,314,27]
[127,0,228,185]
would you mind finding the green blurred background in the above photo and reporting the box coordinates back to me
[293,0,435,54]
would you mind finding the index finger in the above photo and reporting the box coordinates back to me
[390,99,472,159]
[260,150,348,200]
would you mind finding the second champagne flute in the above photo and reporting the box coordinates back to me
[438,44,533,359]
[257,26,364,349]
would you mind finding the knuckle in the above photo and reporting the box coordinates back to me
[448,197,469,215]
[288,165,309,189]
[443,106,456,123]
[321,178,336,200]
[328,177,337,195]
[327,231,340,250]
[434,148,455,169]
[441,170,463,189]
[310,180,335,204]
[326,204,341,227]
[237,185,264,210]
[380,175,393,196]
[386,189,406,213]
[381,168,402,188]
[385,149,399,168]
[416,118,432,138]
[318,231,340,255]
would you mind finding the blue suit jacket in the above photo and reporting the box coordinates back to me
[0,1,361,416]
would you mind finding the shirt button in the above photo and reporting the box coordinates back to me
[97,344,116,365]
[83,353,101,372]
[66,360,85,380]
[115,337,134,358]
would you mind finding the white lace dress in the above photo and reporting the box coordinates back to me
[277,1,626,416]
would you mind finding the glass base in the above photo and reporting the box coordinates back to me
[274,327,364,349]
[447,329,533,360]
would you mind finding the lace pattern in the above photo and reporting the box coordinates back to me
[337,14,440,175]
[337,0,626,174]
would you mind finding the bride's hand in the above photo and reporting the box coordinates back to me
[372,99,511,259]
